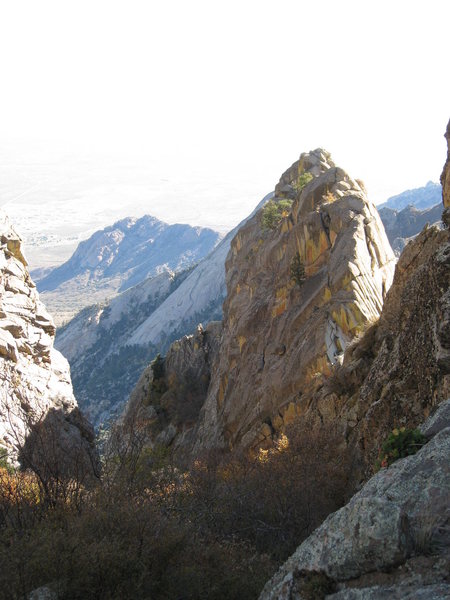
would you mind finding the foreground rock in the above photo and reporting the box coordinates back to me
[259,401,450,600]
[0,210,96,474]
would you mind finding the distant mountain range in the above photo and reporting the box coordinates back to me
[378,202,443,255]
[35,215,221,325]
[378,181,441,210]
[55,196,270,426]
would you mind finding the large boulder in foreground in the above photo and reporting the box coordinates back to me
[0,210,96,475]
[259,400,450,600]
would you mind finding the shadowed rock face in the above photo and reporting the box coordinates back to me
[194,149,395,453]
[0,210,96,472]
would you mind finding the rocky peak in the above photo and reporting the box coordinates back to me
[0,210,96,471]
[126,150,396,458]
[192,149,395,453]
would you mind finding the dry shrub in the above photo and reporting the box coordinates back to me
[184,419,353,561]
[0,417,353,599]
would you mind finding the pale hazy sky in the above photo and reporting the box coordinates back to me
[0,0,449,264]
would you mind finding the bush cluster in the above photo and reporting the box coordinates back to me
[375,427,426,471]
[293,171,313,193]
[261,199,293,230]
[0,419,352,599]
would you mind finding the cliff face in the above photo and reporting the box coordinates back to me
[126,149,395,457]
[0,211,96,472]
[195,149,395,453]
[259,118,450,600]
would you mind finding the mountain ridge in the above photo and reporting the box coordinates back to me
[35,214,221,325]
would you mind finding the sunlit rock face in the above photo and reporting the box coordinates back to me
[126,149,396,458]
[0,210,95,470]
[194,149,395,453]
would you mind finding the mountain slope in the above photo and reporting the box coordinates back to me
[378,180,442,210]
[55,196,270,427]
[36,215,221,324]
[379,202,442,255]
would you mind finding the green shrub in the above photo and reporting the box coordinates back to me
[261,199,293,230]
[290,252,306,286]
[293,171,313,193]
[375,427,426,471]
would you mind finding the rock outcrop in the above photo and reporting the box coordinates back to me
[124,322,221,452]
[126,150,395,457]
[259,400,450,600]
[194,149,395,453]
[258,117,450,600]
[0,210,96,472]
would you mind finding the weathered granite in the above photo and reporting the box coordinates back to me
[259,409,450,599]
[0,210,96,472]
[194,149,395,453]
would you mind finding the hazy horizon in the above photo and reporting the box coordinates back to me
[1,0,449,268]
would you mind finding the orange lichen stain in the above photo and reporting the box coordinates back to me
[323,286,332,302]
[218,375,228,407]
[305,356,332,382]
[272,286,289,318]
[167,373,177,387]
[229,358,237,370]
[281,218,290,233]
[238,336,247,352]
[332,303,364,337]
[282,402,298,425]
[272,301,287,318]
